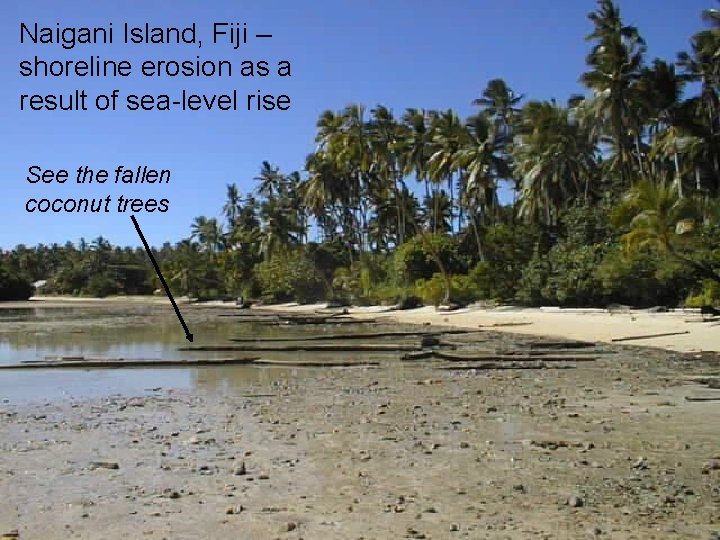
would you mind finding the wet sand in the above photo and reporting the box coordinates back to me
[0,301,718,539]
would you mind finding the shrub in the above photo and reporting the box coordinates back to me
[394,234,466,284]
[255,250,326,303]
[0,265,33,301]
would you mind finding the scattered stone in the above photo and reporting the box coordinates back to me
[567,495,584,508]
[632,457,649,470]
[89,461,119,470]
[702,459,720,474]
[233,462,247,476]
[279,522,297,532]
[225,505,244,515]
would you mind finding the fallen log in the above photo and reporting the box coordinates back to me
[479,322,533,328]
[611,331,690,342]
[425,351,596,362]
[252,358,379,367]
[229,329,476,343]
[528,340,597,349]
[179,343,422,352]
[0,357,261,370]
[436,362,576,370]
[403,350,436,361]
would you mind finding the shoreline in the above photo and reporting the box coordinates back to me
[5,296,718,353]
[256,302,719,354]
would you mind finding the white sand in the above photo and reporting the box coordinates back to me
[260,303,719,353]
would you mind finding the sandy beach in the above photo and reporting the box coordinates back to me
[258,303,719,354]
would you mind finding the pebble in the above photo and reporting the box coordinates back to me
[702,459,720,474]
[279,522,297,532]
[567,495,584,508]
[89,461,119,470]
[225,505,244,515]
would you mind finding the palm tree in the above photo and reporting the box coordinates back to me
[368,105,408,245]
[428,109,465,233]
[472,78,524,142]
[581,0,646,187]
[613,177,720,283]
[222,183,241,231]
[677,9,720,184]
[514,100,599,225]
[399,108,435,200]
[255,161,283,200]
[702,3,720,28]
[190,216,223,259]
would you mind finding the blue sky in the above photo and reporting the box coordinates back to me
[0,0,713,249]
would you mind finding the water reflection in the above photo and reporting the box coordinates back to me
[0,306,413,404]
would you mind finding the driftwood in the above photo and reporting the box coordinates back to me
[0,355,379,370]
[403,350,436,361]
[422,350,596,362]
[527,340,597,349]
[229,329,476,343]
[436,362,577,370]
[479,322,533,328]
[611,331,690,342]
[0,357,260,370]
[179,343,422,353]
[252,358,379,368]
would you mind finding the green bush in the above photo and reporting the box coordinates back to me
[415,273,480,307]
[0,265,33,300]
[256,250,326,303]
[685,280,720,307]
[415,274,445,306]
[595,247,693,307]
[85,273,118,298]
[394,234,466,284]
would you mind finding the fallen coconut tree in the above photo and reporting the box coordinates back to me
[179,343,429,353]
[228,329,477,343]
[409,350,597,362]
[0,357,261,370]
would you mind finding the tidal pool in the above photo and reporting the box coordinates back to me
[0,302,405,404]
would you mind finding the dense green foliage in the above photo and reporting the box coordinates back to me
[2,2,719,308]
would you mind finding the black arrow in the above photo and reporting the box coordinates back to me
[131,215,193,342]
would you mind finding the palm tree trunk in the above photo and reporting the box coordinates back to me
[673,153,683,198]
[469,212,485,262]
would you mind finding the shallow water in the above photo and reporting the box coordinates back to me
[0,304,403,404]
